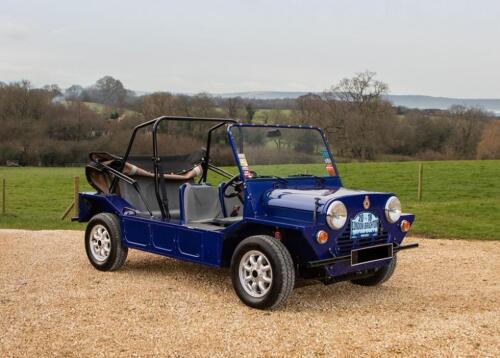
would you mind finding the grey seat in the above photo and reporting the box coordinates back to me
[183,184,223,223]
[182,184,243,226]
[119,176,191,218]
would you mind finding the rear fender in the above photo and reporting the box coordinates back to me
[77,193,130,222]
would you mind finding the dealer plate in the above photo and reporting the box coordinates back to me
[350,212,379,239]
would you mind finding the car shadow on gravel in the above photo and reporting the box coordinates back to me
[118,254,402,311]
[120,255,232,289]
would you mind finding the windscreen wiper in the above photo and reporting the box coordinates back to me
[289,173,326,185]
[253,174,288,185]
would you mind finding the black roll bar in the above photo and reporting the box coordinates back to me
[114,116,238,219]
[92,160,154,216]
[206,162,234,179]
[202,121,229,182]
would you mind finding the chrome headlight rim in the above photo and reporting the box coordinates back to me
[326,200,347,230]
[385,196,402,224]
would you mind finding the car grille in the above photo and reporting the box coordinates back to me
[335,222,389,256]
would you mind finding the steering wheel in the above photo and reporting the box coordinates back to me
[223,174,243,198]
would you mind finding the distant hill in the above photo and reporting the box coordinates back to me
[385,95,500,114]
[218,91,500,114]
[219,91,314,100]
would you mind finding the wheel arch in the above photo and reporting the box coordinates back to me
[221,223,308,268]
[78,193,125,222]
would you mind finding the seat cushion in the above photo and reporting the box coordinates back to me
[212,216,242,225]
[183,184,223,223]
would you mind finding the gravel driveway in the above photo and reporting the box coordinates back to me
[0,230,499,357]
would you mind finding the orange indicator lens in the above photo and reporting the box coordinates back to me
[316,230,329,244]
[400,220,411,233]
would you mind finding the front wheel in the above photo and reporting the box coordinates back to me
[351,255,398,286]
[85,213,128,271]
[231,235,295,310]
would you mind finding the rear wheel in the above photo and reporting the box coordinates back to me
[231,235,295,310]
[85,213,128,271]
[351,255,397,286]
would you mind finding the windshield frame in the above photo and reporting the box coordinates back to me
[226,123,339,182]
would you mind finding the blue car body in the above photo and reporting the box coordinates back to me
[78,118,415,283]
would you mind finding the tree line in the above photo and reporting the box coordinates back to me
[0,72,498,166]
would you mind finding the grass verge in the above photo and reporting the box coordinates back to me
[0,160,498,240]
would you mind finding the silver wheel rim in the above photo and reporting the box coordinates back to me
[239,250,273,298]
[89,224,111,262]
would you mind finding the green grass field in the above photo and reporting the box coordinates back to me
[0,160,499,240]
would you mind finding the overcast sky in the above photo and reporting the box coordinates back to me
[1,0,499,97]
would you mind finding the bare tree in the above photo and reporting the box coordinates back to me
[245,102,256,123]
[93,76,127,107]
[324,71,392,160]
[477,120,500,159]
[191,92,216,117]
[448,105,487,158]
[65,85,84,101]
[225,97,243,119]
[141,92,177,119]
[42,84,62,99]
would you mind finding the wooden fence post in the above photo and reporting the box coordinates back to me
[61,176,79,220]
[73,176,79,218]
[417,163,423,201]
[1,178,5,215]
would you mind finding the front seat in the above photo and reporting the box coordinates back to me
[182,184,241,226]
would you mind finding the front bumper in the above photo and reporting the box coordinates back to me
[307,242,419,268]
[307,211,416,277]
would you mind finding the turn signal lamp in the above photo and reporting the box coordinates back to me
[400,220,411,233]
[316,230,329,244]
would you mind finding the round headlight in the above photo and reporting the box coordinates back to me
[326,201,347,229]
[385,196,402,223]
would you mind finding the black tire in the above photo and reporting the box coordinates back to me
[85,213,128,271]
[351,255,398,286]
[230,235,295,310]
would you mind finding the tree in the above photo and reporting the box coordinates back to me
[448,105,487,158]
[65,85,84,100]
[476,120,500,159]
[191,92,216,117]
[293,72,393,160]
[245,102,256,123]
[93,76,127,107]
[141,92,177,119]
[296,93,323,119]
[42,84,62,99]
[327,71,391,160]
[225,97,243,119]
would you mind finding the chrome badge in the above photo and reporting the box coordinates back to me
[363,195,370,210]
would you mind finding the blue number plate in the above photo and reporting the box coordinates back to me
[350,212,379,239]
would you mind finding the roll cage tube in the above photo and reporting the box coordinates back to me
[225,123,341,185]
[112,116,238,219]
[202,121,228,182]
[90,159,154,216]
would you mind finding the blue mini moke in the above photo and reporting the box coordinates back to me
[77,116,417,309]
